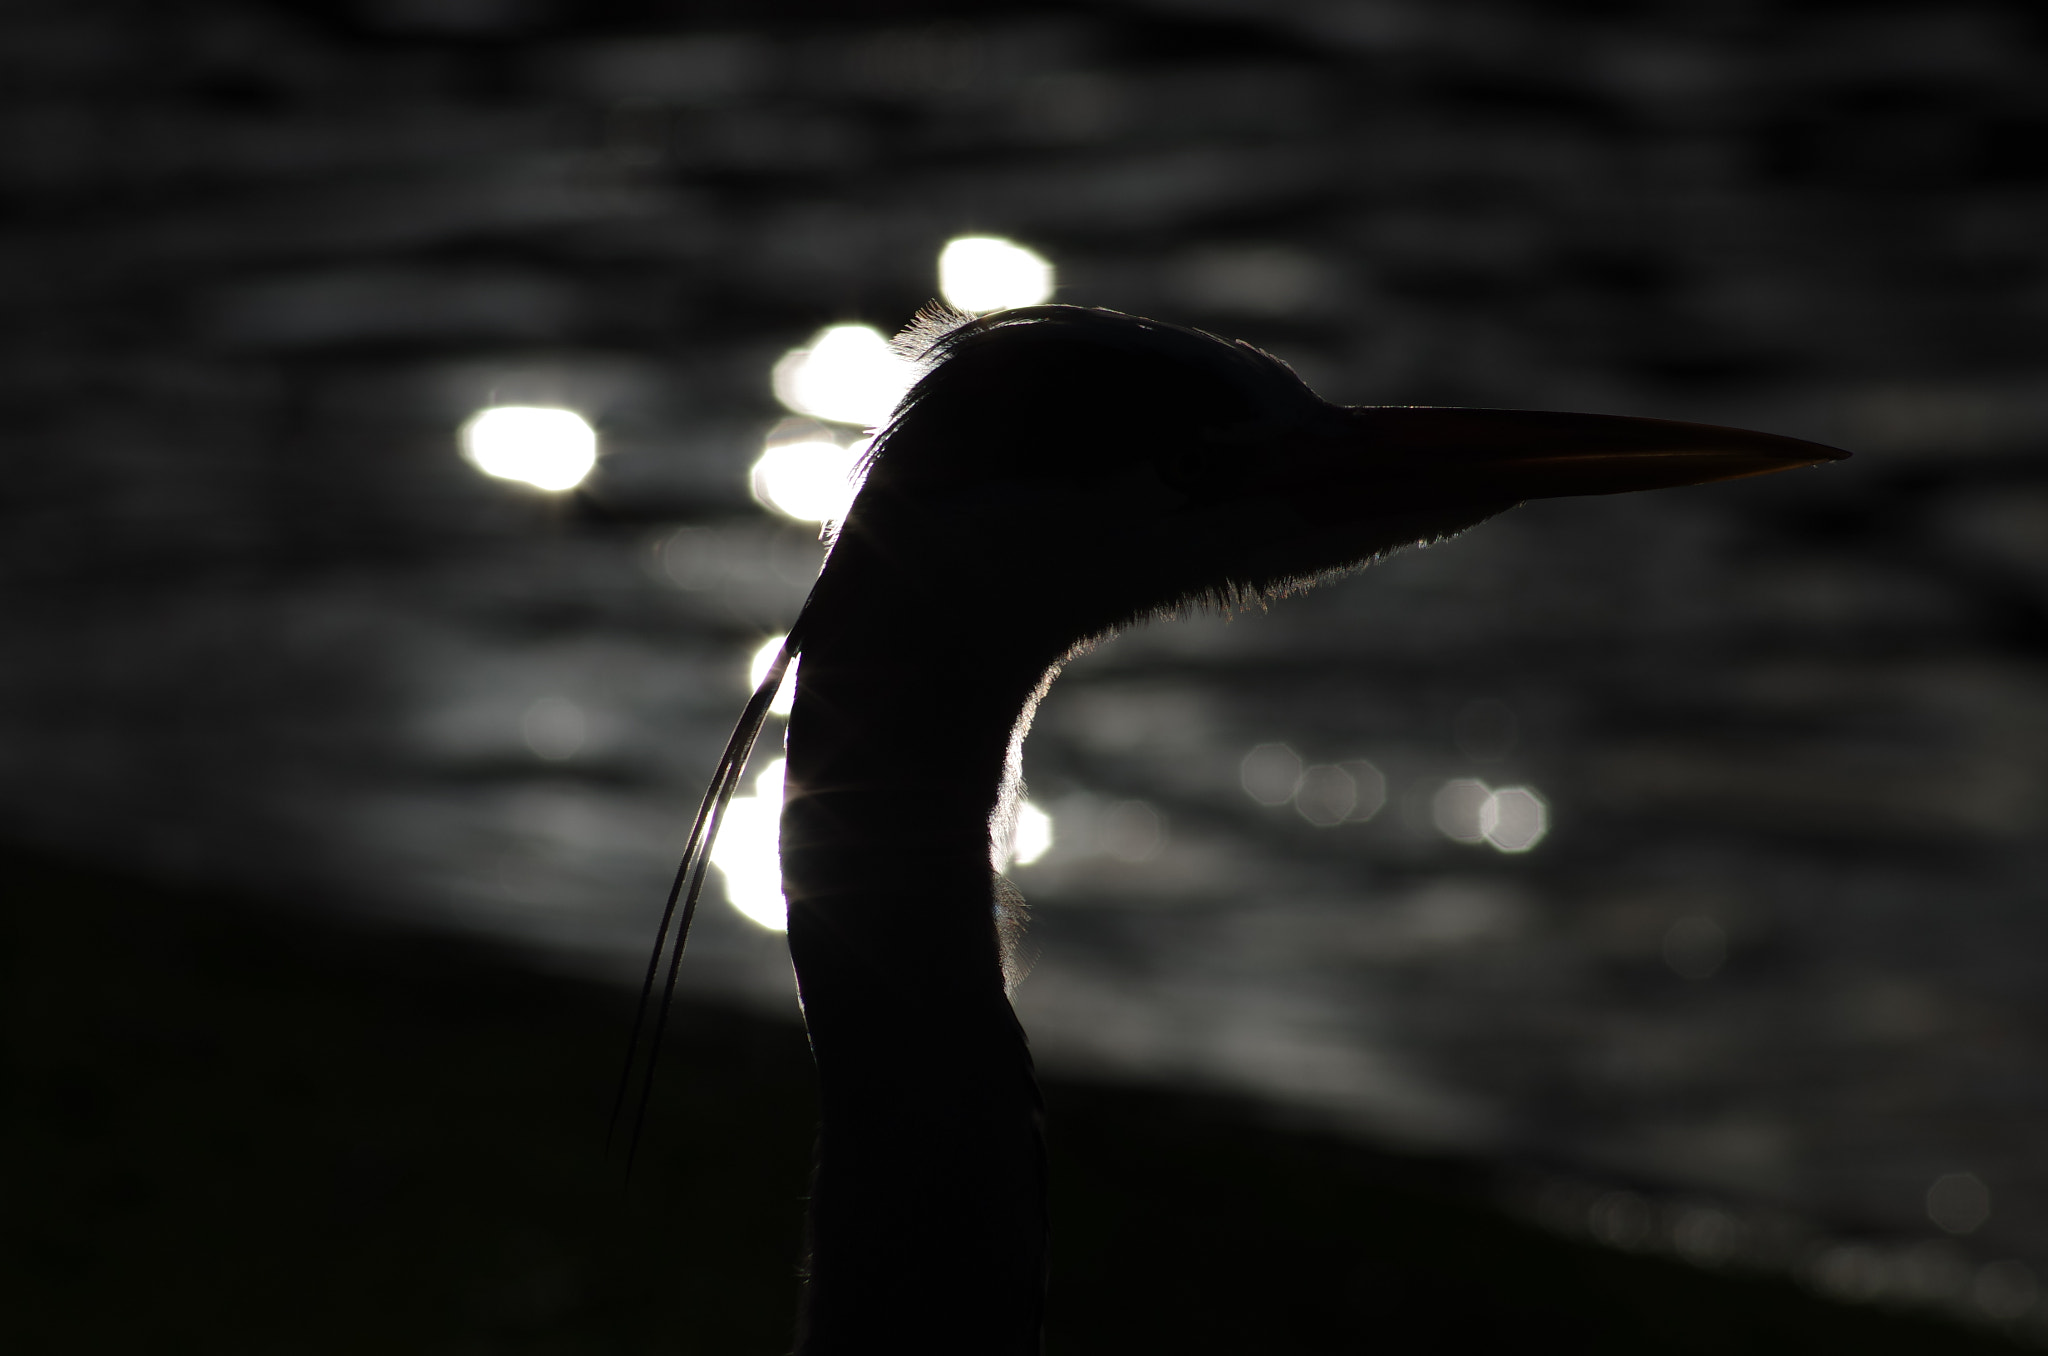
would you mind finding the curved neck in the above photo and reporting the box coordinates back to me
[781,549,1055,1356]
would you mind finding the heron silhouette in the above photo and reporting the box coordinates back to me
[621,305,1847,1355]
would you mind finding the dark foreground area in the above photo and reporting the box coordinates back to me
[3,855,2019,1354]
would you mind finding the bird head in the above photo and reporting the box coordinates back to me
[613,307,1847,1156]
[823,305,1846,659]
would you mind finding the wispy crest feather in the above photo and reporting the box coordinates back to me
[891,300,978,366]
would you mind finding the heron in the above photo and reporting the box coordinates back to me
[621,304,1847,1355]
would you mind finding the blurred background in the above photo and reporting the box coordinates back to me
[6,0,2048,1350]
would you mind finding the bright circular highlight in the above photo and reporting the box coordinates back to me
[1010,801,1053,867]
[459,406,597,491]
[1432,779,1493,844]
[751,438,863,523]
[1480,785,1549,853]
[939,236,1055,313]
[711,759,788,931]
[1437,779,1550,853]
[771,324,917,428]
[1240,743,1303,807]
[1294,764,1357,827]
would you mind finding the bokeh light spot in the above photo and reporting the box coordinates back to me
[1432,778,1492,843]
[771,324,917,428]
[711,759,787,931]
[939,236,1055,313]
[460,406,597,491]
[1294,764,1357,827]
[1480,785,1549,853]
[1342,759,1387,822]
[751,437,864,523]
[1009,801,1053,867]
[1241,743,1303,806]
[1928,1172,1991,1235]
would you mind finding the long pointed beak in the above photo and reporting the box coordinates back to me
[1313,406,1850,501]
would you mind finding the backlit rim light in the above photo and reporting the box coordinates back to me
[459,406,597,491]
[939,236,1055,313]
